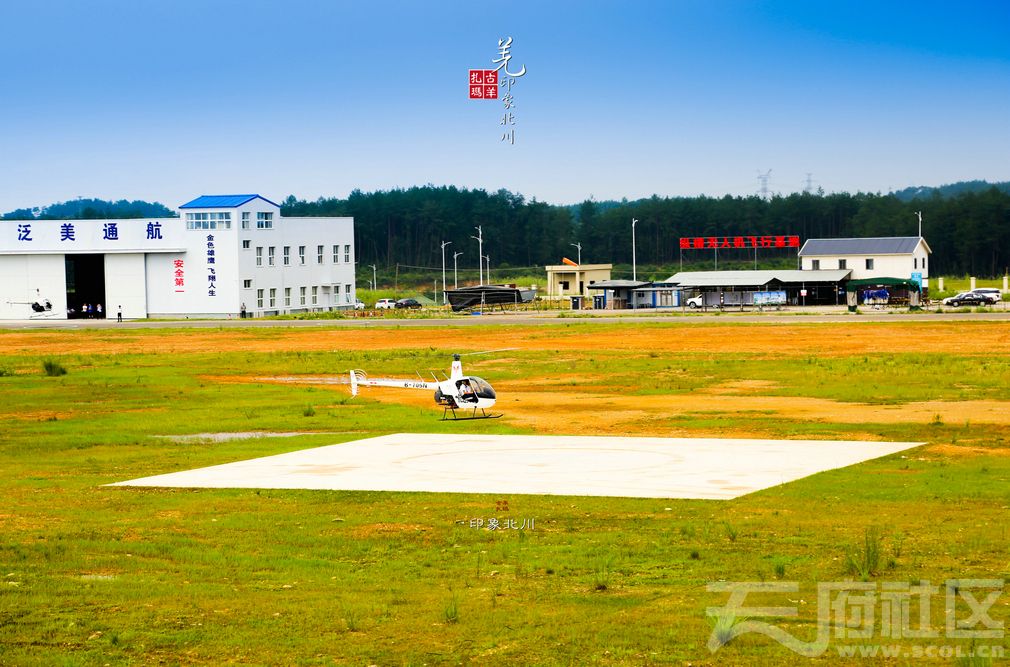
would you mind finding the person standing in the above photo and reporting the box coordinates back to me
[97,303,103,319]
[117,305,123,323]
[240,302,247,319]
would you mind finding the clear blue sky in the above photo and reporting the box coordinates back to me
[1,0,1007,211]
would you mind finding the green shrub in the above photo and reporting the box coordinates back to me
[42,360,67,377]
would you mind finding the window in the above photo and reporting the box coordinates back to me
[283,246,290,266]
[284,287,291,306]
[838,259,846,270]
[241,212,250,230]
[255,247,263,266]
[268,247,275,266]
[256,289,264,308]
[345,284,352,303]
[242,240,251,249]
[269,288,276,307]
[185,212,231,230]
[344,244,350,263]
[311,286,318,305]
[560,280,570,291]
[299,246,305,265]
[333,245,339,263]
[922,257,927,270]
[866,258,874,270]
[300,286,307,305]
[317,245,324,264]
[256,212,273,229]
[811,259,820,270]
[914,257,918,269]
[243,279,252,288]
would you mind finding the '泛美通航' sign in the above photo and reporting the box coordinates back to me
[680,235,800,250]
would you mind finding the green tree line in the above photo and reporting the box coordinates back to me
[283,185,1010,277]
[5,185,1008,276]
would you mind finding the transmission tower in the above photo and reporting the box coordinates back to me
[757,169,772,199]
[803,172,814,194]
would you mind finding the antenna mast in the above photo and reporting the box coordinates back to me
[757,169,772,199]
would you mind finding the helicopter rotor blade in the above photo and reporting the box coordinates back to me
[457,347,519,357]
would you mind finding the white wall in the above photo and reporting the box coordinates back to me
[105,254,148,319]
[237,216,356,314]
[0,254,67,319]
[802,239,930,281]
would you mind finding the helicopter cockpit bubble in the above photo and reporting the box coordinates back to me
[470,377,496,399]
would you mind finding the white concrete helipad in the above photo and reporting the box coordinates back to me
[111,433,923,500]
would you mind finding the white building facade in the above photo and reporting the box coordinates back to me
[798,237,931,287]
[0,194,356,319]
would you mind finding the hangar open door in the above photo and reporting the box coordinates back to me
[65,254,107,318]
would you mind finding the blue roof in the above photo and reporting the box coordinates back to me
[179,194,280,209]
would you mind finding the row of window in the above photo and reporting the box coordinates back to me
[185,212,232,230]
[811,257,926,271]
[250,244,352,267]
[241,212,273,230]
[186,211,275,230]
[253,284,354,309]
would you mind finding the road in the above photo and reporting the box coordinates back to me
[4,307,1010,329]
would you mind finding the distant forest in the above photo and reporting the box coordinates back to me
[282,183,1010,277]
[1,198,175,221]
[5,182,1010,276]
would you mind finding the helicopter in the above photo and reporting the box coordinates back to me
[349,353,502,421]
[7,290,61,319]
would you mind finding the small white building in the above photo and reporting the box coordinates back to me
[0,194,356,319]
[798,237,931,287]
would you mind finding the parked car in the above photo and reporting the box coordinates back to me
[375,298,396,309]
[395,298,422,309]
[686,294,713,308]
[969,288,1001,304]
[353,300,366,310]
[942,292,988,307]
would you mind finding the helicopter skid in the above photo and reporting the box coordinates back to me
[441,407,502,421]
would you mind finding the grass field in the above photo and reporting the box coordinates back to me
[2,321,1009,665]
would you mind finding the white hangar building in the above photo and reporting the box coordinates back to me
[0,194,356,320]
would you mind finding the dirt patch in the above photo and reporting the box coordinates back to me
[349,523,431,538]
[151,432,321,443]
[3,321,1010,357]
[925,444,1010,458]
[698,380,781,395]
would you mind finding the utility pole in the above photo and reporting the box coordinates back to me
[483,254,490,284]
[369,264,376,292]
[570,242,582,265]
[632,218,638,281]
[915,210,923,237]
[471,225,484,285]
[453,251,463,289]
[440,240,452,305]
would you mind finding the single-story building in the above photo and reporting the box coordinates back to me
[666,269,852,306]
[586,280,653,309]
[545,262,612,299]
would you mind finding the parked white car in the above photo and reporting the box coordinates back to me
[375,298,396,309]
[969,288,1001,304]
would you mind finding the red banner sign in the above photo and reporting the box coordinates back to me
[679,235,800,250]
